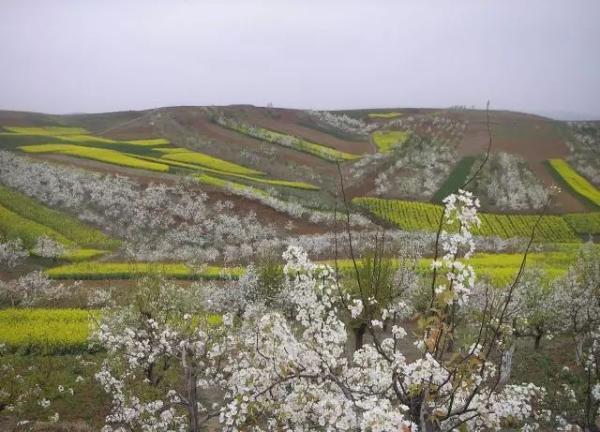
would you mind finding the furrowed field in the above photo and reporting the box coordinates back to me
[352,196,591,241]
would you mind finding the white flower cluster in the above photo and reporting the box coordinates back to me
[306,110,378,137]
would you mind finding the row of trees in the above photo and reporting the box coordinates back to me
[90,190,600,431]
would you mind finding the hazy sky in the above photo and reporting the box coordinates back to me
[1,0,599,118]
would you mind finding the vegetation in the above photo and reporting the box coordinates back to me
[367,112,402,119]
[371,130,410,152]
[20,144,170,172]
[0,184,118,250]
[158,147,263,176]
[432,156,476,202]
[353,197,579,242]
[547,158,600,207]
[0,308,94,354]
[211,113,361,161]
[0,204,73,248]
[563,212,600,235]
[3,126,88,135]
[46,261,244,280]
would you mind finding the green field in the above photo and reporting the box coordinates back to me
[371,130,410,152]
[20,144,170,172]
[547,159,600,207]
[158,147,263,176]
[0,184,118,250]
[368,112,402,119]
[0,308,94,354]
[563,212,600,235]
[3,126,88,135]
[353,197,580,242]
[47,262,244,280]
[433,156,477,202]
[0,203,74,248]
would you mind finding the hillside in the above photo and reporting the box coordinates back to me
[1,106,598,219]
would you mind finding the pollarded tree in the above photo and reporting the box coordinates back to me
[220,190,545,432]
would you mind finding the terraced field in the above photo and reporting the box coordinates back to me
[0,308,94,354]
[47,262,244,280]
[20,144,171,172]
[371,130,410,152]
[353,197,582,242]
[0,184,117,258]
[214,116,362,161]
[3,125,319,192]
[547,159,600,207]
[432,156,476,202]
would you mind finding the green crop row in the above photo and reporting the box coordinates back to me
[0,308,95,354]
[4,126,88,135]
[47,262,244,280]
[432,157,477,202]
[353,197,580,242]
[371,130,410,152]
[0,184,118,250]
[156,147,263,176]
[20,144,170,172]
[547,159,600,208]
[563,212,600,235]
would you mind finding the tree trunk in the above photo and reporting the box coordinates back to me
[534,333,543,350]
[354,323,367,351]
[575,335,585,366]
[182,351,200,432]
[499,341,516,386]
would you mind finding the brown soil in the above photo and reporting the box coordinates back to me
[458,110,586,212]
[230,106,373,155]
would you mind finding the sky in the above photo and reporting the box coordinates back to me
[1,0,599,119]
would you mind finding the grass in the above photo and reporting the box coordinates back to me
[0,308,94,354]
[353,197,579,242]
[368,112,402,119]
[547,159,600,208]
[0,184,118,250]
[563,212,600,235]
[371,130,410,152]
[19,143,170,172]
[46,262,244,280]
[159,148,263,176]
[432,157,477,202]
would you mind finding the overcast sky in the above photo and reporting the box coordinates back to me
[1,0,599,118]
